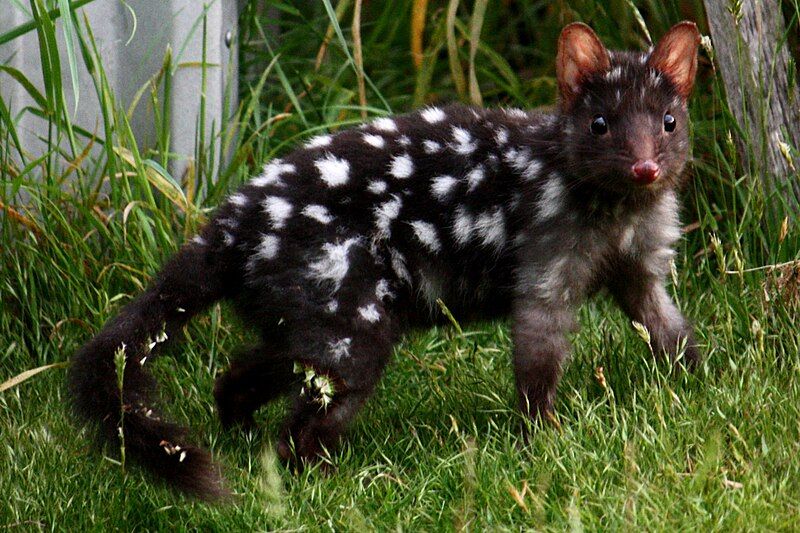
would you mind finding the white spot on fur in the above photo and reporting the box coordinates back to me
[374,195,403,239]
[191,235,206,246]
[505,146,542,180]
[253,233,280,261]
[302,204,334,224]
[504,147,531,171]
[410,220,441,252]
[431,175,458,201]
[390,153,414,179]
[605,66,623,81]
[450,126,477,155]
[326,300,339,313]
[421,107,446,123]
[363,133,385,149]
[466,166,485,191]
[474,208,506,249]
[494,127,509,145]
[368,180,388,194]
[619,225,636,252]
[375,279,395,301]
[398,135,412,147]
[306,134,332,148]
[372,117,397,132]
[229,193,248,207]
[223,232,235,246]
[535,256,572,304]
[307,237,361,290]
[217,218,238,229]
[453,206,474,245]
[358,303,381,323]
[417,269,444,308]
[390,248,412,284]
[262,196,293,229]
[537,174,565,221]
[252,160,294,187]
[423,140,442,154]
[315,154,350,187]
[651,191,681,244]
[522,158,543,181]
[328,337,352,361]
[648,69,661,88]
[505,108,528,119]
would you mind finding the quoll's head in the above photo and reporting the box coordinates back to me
[555,21,701,194]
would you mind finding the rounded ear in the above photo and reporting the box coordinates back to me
[646,21,701,99]
[556,23,611,110]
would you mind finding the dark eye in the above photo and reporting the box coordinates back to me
[663,113,676,132]
[591,115,608,135]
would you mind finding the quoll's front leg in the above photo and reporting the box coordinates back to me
[609,264,700,368]
[512,301,576,422]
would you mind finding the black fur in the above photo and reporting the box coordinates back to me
[69,22,702,499]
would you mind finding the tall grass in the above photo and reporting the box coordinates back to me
[1,0,799,529]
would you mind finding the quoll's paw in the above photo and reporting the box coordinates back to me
[213,377,257,430]
[518,388,556,427]
[276,434,337,475]
[676,342,702,371]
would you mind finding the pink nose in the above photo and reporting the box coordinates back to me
[632,160,660,184]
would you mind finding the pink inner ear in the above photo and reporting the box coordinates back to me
[557,23,610,108]
[647,22,700,97]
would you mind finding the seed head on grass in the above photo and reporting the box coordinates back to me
[631,321,653,356]
[113,343,127,470]
[294,362,335,409]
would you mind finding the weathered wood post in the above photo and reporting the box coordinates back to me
[702,0,800,212]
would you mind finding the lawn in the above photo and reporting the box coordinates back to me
[2,1,799,530]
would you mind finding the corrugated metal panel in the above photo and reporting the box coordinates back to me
[0,0,240,178]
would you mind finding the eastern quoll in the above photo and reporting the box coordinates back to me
[70,21,702,498]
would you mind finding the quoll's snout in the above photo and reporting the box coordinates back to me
[632,160,660,184]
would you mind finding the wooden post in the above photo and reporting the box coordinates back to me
[702,0,800,211]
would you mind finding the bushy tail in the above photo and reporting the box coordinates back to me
[69,244,232,499]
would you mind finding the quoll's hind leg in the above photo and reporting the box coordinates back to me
[276,308,397,468]
[214,343,298,429]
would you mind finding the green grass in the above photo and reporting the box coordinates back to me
[2,0,800,529]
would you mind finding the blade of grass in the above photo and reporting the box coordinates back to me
[74,11,118,198]
[57,0,80,113]
[0,65,51,113]
[0,362,69,393]
[413,12,447,107]
[319,0,391,112]
[314,0,352,71]
[351,0,367,119]
[30,0,79,164]
[0,0,96,46]
[0,95,26,163]
[411,0,428,70]
[260,37,307,127]
[468,0,488,106]
[446,0,466,101]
